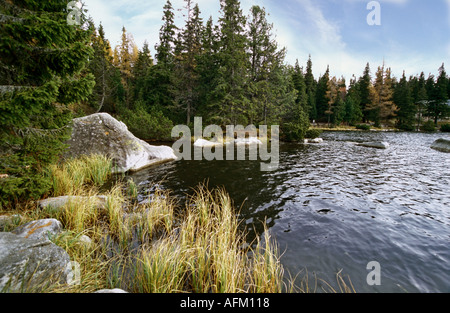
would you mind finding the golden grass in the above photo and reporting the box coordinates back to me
[47,154,112,197]
[2,154,355,294]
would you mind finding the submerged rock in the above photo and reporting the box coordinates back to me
[304,138,324,144]
[0,232,72,292]
[357,141,390,149]
[194,139,223,148]
[234,137,263,145]
[431,139,450,153]
[65,113,177,174]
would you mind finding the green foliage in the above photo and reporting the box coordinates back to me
[305,129,323,139]
[356,124,371,131]
[0,0,94,205]
[421,120,436,132]
[440,124,450,132]
[117,103,174,141]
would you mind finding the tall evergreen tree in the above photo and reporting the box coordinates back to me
[0,0,95,204]
[147,0,178,114]
[196,16,220,120]
[343,76,363,125]
[410,72,428,130]
[131,41,154,104]
[427,64,450,125]
[292,60,308,110]
[87,22,117,113]
[394,71,415,131]
[371,65,397,126]
[358,63,373,123]
[211,0,249,125]
[247,5,288,125]
[315,66,330,122]
[176,1,203,125]
[304,55,317,121]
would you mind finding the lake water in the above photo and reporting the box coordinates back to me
[128,132,450,293]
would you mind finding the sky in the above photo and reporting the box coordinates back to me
[85,0,450,80]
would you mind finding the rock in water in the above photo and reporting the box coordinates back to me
[0,232,72,292]
[65,113,177,174]
[194,139,223,147]
[357,141,390,149]
[431,139,450,153]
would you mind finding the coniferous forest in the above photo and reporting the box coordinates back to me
[1,0,450,204]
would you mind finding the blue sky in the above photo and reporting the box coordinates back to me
[86,0,450,80]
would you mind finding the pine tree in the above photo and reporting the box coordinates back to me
[211,0,250,125]
[88,21,116,113]
[147,0,178,114]
[247,5,289,125]
[131,41,154,103]
[280,66,310,141]
[114,26,139,109]
[196,16,220,120]
[427,64,450,125]
[0,0,95,204]
[325,76,338,127]
[394,71,415,131]
[358,63,373,123]
[410,72,428,131]
[343,76,363,125]
[292,60,308,110]
[176,1,203,125]
[315,66,330,122]
[304,55,317,121]
[371,65,397,126]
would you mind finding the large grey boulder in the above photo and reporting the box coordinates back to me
[12,219,63,241]
[0,232,72,292]
[65,113,177,174]
[431,138,450,153]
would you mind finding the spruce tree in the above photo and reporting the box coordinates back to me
[0,0,95,204]
[87,21,116,113]
[358,63,373,123]
[211,0,249,125]
[304,55,317,121]
[196,16,220,120]
[177,1,203,125]
[247,5,289,125]
[394,72,415,131]
[427,64,450,125]
[131,41,154,104]
[315,66,330,122]
[343,76,363,125]
[147,0,178,114]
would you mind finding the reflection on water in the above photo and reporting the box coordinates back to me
[128,132,450,293]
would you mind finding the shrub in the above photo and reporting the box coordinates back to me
[440,123,450,132]
[305,129,323,139]
[356,124,371,131]
[118,105,174,141]
[421,121,436,132]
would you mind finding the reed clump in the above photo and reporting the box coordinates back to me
[4,154,353,293]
